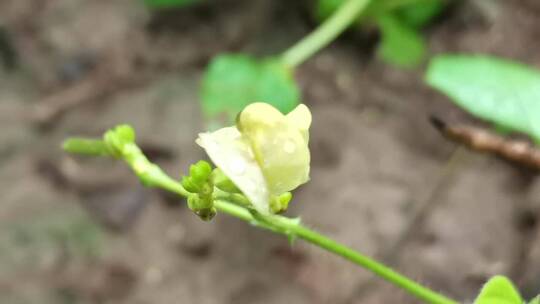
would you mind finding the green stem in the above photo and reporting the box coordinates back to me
[213,188,251,208]
[213,200,457,304]
[281,0,371,68]
[65,137,458,304]
[292,224,456,304]
[126,163,457,304]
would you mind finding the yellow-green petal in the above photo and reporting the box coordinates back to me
[286,103,311,143]
[196,127,270,214]
[238,103,311,196]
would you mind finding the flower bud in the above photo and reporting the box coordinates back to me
[181,176,200,193]
[187,193,215,221]
[190,160,212,184]
[102,125,136,158]
[270,192,292,214]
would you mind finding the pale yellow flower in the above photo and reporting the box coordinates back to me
[197,102,311,214]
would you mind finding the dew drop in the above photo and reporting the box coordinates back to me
[229,158,246,175]
[284,140,296,154]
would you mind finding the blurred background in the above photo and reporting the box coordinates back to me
[1,0,540,303]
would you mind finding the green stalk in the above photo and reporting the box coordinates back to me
[64,136,458,304]
[120,148,456,304]
[213,200,457,304]
[289,223,456,304]
[281,0,371,68]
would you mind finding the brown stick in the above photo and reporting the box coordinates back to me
[430,116,540,171]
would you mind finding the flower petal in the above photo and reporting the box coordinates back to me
[196,127,270,214]
[286,103,311,143]
[238,103,311,195]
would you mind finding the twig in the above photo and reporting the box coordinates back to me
[431,117,540,171]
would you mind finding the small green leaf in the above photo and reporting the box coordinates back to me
[62,138,110,156]
[377,14,426,68]
[143,0,200,9]
[201,54,300,123]
[474,276,523,304]
[426,55,540,142]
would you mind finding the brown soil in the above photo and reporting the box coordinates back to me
[1,0,540,303]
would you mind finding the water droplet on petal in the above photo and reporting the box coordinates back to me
[284,140,296,154]
[229,158,246,175]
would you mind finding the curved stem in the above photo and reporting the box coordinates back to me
[213,188,251,208]
[291,224,457,304]
[281,0,371,68]
[64,137,458,304]
[213,200,457,304]
[124,156,457,304]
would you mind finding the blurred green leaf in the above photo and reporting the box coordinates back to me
[530,296,540,304]
[315,0,444,24]
[474,276,522,304]
[426,55,540,141]
[201,54,300,122]
[396,0,445,28]
[315,0,382,23]
[316,0,347,21]
[143,0,200,9]
[377,14,426,68]
[315,0,436,69]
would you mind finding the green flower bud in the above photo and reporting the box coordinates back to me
[102,125,136,158]
[196,207,217,221]
[103,129,123,158]
[187,194,216,221]
[187,194,199,210]
[199,182,214,197]
[181,176,200,193]
[270,192,292,214]
[182,160,214,196]
[114,125,136,144]
[184,161,216,221]
[190,160,212,184]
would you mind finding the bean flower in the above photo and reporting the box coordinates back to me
[196,102,311,214]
